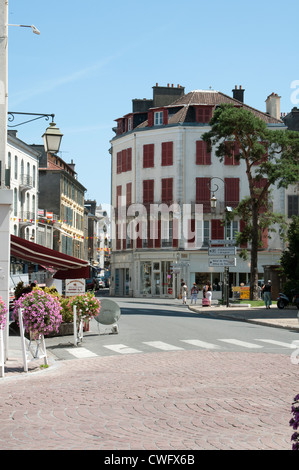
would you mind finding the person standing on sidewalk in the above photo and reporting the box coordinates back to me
[190,283,198,304]
[181,283,188,305]
[262,280,272,309]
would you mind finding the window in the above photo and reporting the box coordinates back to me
[117,148,132,173]
[14,155,18,179]
[117,152,122,174]
[143,144,154,168]
[154,111,163,126]
[211,219,224,241]
[143,179,154,203]
[196,177,211,212]
[196,141,211,165]
[126,182,132,207]
[203,220,210,246]
[225,220,238,240]
[288,195,299,217]
[224,178,240,208]
[128,118,132,131]
[33,166,36,187]
[195,106,213,123]
[224,142,240,165]
[161,178,173,203]
[161,142,173,166]
[13,188,17,216]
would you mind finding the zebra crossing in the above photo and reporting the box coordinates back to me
[58,336,299,361]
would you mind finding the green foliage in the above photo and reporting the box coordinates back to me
[203,104,299,299]
[280,216,299,291]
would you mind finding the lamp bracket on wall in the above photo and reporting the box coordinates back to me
[8,112,55,128]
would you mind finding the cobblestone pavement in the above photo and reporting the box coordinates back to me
[0,350,297,450]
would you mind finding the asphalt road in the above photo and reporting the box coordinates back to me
[44,296,299,362]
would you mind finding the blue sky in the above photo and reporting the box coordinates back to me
[7,0,299,207]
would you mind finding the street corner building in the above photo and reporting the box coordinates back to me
[109,83,297,299]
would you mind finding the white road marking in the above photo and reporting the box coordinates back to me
[219,339,263,349]
[143,341,184,351]
[103,344,142,354]
[65,347,98,358]
[255,339,298,349]
[180,339,220,350]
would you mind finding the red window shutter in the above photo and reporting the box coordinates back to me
[239,220,247,248]
[196,141,211,165]
[143,179,154,203]
[127,148,132,171]
[143,144,154,168]
[188,218,195,247]
[117,152,122,174]
[161,178,173,203]
[253,178,268,212]
[148,111,154,127]
[196,106,213,123]
[224,141,240,165]
[116,185,122,207]
[211,219,224,240]
[172,218,178,248]
[196,177,211,212]
[121,149,127,172]
[161,142,173,166]
[126,182,132,207]
[163,109,168,125]
[225,178,239,208]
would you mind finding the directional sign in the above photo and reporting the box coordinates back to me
[209,258,236,267]
[209,239,236,246]
[208,247,236,256]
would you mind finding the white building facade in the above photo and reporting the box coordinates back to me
[110,85,287,298]
[7,130,39,242]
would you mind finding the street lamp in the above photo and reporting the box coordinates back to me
[42,121,63,154]
[8,24,40,35]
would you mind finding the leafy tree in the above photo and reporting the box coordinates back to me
[280,216,299,297]
[203,104,299,299]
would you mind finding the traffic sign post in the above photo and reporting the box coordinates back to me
[209,258,236,267]
[208,247,236,256]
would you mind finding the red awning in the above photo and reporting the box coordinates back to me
[10,235,90,279]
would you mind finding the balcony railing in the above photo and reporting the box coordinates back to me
[19,174,33,191]
[19,211,35,226]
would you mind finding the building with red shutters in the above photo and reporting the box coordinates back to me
[109,84,286,298]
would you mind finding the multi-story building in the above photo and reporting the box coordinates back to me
[110,84,287,298]
[33,146,86,259]
[7,130,40,241]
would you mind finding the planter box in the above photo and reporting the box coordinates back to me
[46,322,74,337]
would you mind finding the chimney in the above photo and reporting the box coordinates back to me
[265,92,281,120]
[232,85,245,103]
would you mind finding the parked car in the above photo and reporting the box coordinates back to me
[95,276,105,288]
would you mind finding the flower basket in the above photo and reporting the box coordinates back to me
[0,297,7,331]
[69,292,101,323]
[13,289,62,337]
[290,394,299,450]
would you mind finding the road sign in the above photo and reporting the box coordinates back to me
[208,247,236,256]
[209,239,236,246]
[209,258,236,267]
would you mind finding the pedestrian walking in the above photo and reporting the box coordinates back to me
[262,280,272,309]
[181,283,188,305]
[203,280,213,307]
[190,283,198,304]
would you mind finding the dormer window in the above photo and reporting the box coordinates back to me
[128,117,132,131]
[154,111,163,126]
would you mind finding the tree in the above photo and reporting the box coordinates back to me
[280,216,299,296]
[203,104,299,300]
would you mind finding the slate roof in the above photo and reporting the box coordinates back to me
[136,89,282,128]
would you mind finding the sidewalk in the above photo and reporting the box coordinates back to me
[188,301,299,331]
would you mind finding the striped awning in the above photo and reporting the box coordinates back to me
[10,235,90,279]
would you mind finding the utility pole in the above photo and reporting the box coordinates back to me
[0,0,13,356]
